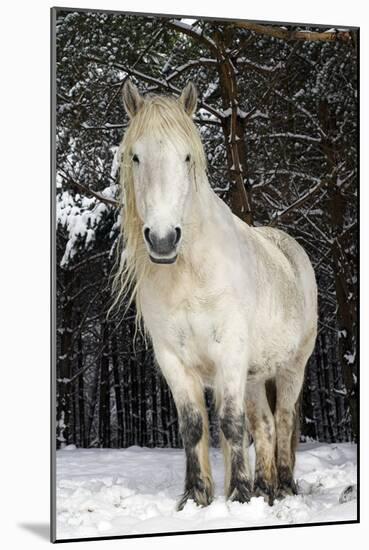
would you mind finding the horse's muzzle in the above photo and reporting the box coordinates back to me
[144,226,181,264]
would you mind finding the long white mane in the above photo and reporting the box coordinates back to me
[111,94,207,322]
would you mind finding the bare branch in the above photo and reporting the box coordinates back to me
[269,178,326,226]
[82,123,125,131]
[66,177,119,208]
[166,58,217,82]
[260,132,321,144]
[235,57,281,75]
[241,43,301,125]
[85,55,224,120]
[164,19,219,56]
[103,24,165,119]
[301,212,334,245]
[69,251,110,272]
[273,88,327,139]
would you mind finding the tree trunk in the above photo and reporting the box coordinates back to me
[57,269,73,449]
[151,360,158,447]
[319,99,358,440]
[77,308,86,447]
[99,321,111,447]
[139,343,147,446]
[214,30,253,225]
[123,322,133,446]
[111,328,124,447]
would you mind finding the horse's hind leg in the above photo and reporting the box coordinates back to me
[275,362,305,498]
[246,381,277,505]
[154,347,213,511]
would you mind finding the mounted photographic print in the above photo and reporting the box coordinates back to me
[51,7,359,543]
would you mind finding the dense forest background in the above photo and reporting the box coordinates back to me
[55,10,358,449]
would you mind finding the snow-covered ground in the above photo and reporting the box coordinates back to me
[56,442,357,540]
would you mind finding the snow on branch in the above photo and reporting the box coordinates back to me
[166,58,217,82]
[273,89,327,139]
[86,55,224,120]
[67,177,119,208]
[301,213,334,245]
[232,22,353,44]
[261,132,321,143]
[82,123,125,131]
[165,19,219,56]
[236,58,283,75]
[269,177,326,226]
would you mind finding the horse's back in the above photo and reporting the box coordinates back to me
[233,216,316,296]
[232,216,317,358]
[254,226,317,306]
[254,226,314,277]
[255,225,317,353]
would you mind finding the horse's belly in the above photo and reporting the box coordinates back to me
[247,323,300,382]
[246,360,277,383]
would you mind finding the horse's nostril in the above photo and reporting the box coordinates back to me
[144,227,152,246]
[174,227,182,245]
[144,226,181,255]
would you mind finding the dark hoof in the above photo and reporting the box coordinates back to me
[277,466,298,498]
[276,479,298,498]
[177,482,213,511]
[339,484,357,504]
[228,479,252,504]
[253,477,276,506]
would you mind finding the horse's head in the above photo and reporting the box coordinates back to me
[121,80,204,264]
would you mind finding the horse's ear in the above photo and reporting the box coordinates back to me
[179,82,198,116]
[122,79,144,118]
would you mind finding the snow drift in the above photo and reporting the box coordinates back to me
[56,442,357,540]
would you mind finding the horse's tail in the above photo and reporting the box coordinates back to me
[265,378,301,466]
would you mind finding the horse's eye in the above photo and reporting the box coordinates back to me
[185,154,191,162]
[132,154,140,163]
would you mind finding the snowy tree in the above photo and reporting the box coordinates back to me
[54,10,358,448]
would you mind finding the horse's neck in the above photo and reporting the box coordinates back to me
[180,178,251,270]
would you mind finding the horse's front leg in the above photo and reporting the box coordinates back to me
[155,346,213,511]
[215,345,252,503]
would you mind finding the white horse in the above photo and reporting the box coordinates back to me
[113,79,317,510]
